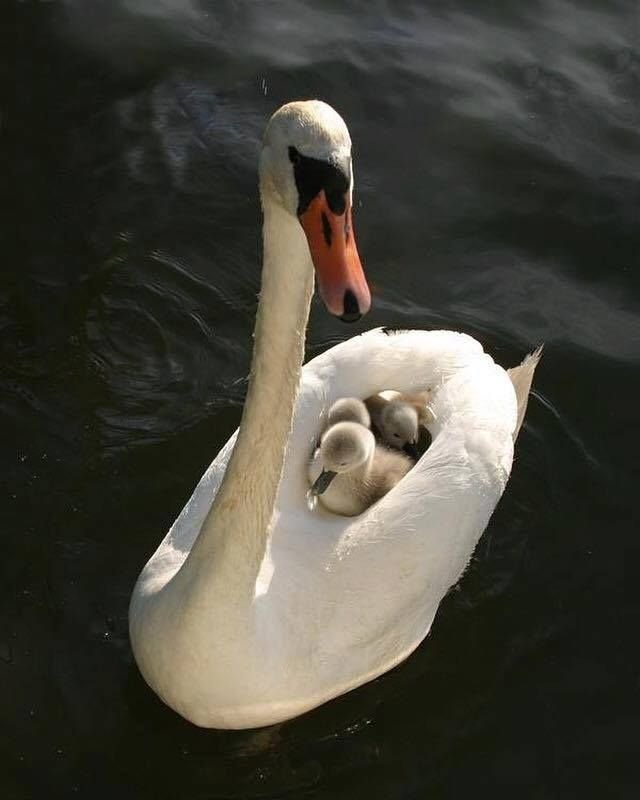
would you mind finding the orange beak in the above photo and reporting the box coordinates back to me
[299,191,371,321]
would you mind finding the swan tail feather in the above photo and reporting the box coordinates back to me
[507,345,543,441]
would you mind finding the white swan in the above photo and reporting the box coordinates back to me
[308,420,413,516]
[129,100,541,730]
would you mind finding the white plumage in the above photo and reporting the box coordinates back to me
[129,100,541,730]
[131,327,536,728]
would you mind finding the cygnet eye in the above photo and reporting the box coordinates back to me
[393,432,400,438]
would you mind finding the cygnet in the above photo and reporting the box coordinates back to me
[365,390,435,457]
[307,421,413,516]
[326,397,371,428]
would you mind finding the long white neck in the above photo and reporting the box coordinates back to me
[180,194,314,599]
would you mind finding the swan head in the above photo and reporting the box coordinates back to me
[309,421,375,497]
[260,100,371,321]
[327,397,371,429]
[379,402,419,452]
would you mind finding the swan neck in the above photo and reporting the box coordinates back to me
[186,198,314,589]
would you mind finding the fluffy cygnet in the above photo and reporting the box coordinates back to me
[365,390,435,457]
[326,397,371,428]
[307,421,413,516]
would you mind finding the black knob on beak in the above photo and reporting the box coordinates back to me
[340,289,361,323]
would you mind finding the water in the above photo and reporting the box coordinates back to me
[2,1,639,797]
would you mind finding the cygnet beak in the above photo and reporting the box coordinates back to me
[403,441,420,460]
[309,469,338,496]
[299,191,371,322]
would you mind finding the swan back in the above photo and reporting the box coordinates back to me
[148,327,518,587]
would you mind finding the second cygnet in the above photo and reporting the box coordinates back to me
[326,397,371,428]
[365,390,435,457]
[308,421,413,516]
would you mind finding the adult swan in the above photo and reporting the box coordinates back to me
[129,100,540,729]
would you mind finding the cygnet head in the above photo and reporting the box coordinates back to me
[260,101,371,321]
[380,402,419,450]
[327,397,371,428]
[309,421,375,498]
[320,421,375,473]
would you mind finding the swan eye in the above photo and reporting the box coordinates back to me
[288,146,301,165]
[289,147,350,215]
[393,432,400,438]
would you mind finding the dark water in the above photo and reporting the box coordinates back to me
[2,1,639,797]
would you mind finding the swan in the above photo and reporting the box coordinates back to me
[129,99,541,730]
[308,420,413,516]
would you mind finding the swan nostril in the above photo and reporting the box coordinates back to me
[340,289,361,323]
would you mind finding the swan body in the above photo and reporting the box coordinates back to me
[130,329,535,729]
[129,100,541,729]
[308,420,413,516]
